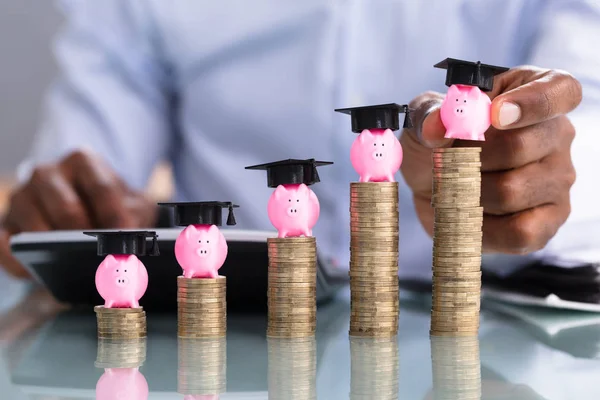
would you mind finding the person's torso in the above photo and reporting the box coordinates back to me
[147,0,542,277]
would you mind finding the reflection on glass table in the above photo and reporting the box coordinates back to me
[5,291,600,399]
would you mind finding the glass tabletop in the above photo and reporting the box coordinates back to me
[1,287,600,400]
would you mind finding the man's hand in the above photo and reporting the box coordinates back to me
[0,150,158,278]
[400,67,582,255]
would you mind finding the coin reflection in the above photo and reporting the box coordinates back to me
[95,338,149,400]
[430,336,481,400]
[178,338,227,399]
[350,336,399,400]
[268,337,317,400]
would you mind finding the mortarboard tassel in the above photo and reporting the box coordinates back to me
[227,204,237,226]
[403,105,413,129]
[149,234,160,256]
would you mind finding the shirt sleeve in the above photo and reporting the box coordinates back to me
[484,0,600,275]
[17,0,173,191]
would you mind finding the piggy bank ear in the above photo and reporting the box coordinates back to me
[183,224,198,240]
[104,254,116,266]
[447,84,460,98]
[273,185,288,200]
[297,183,309,197]
[383,129,396,144]
[207,224,220,238]
[125,255,138,268]
[358,129,372,144]
[467,85,481,99]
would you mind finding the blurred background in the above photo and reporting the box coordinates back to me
[0,1,172,213]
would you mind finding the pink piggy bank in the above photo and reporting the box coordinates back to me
[267,183,319,238]
[96,368,149,400]
[350,128,403,182]
[95,255,148,309]
[440,84,491,141]
[175,225,228,278]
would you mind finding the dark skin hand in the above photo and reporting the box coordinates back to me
[0,150,158,278]
[401,67,582,255]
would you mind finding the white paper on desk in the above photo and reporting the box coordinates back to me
[483,297,600,336]
[483,287,600,313]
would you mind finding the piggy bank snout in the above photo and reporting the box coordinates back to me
[371,149,385,160]
[287,206,300,217]
[196,246,210,257]
[115,276,129,287]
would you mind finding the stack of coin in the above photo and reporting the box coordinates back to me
[350,336,399,400]
[430,336,481,400]
[178,338,226,396]
[94,306,146,339]
[177,276,227,338]
[267,237,317,338]
[268,337,316,400]
[349,182,399,337]
[430,148,483,336]
[95,338,147,369]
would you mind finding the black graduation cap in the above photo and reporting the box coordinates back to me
[434,58,509,92]
[83,231,160,256]
[245,158,333,188]
[157,201,239,227]
[334,103,412,133]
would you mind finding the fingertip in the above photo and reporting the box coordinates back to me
[421,109,453,148]
[491,96,521,130]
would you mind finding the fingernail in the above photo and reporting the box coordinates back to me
[499,102,521,127]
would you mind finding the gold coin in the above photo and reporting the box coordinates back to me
[435,207,483,215]
[177,298,226,304]
[267,251,317,258]
[349,201,399,206]
[433,256,481,263]
[432,152,481,158]
[96,326,146,332]
[94,306,144,313]
[432,201,481,208]
[348,272,399,279]
[432,159,481,165]
[267,237,316,243]
[433,239,482,246]
[96,313,146,320]
[433,148,482,153]
[267,291,316,298]
[268,273,316,279]
[178,275,226,283]
[349,253,399,259]
[177,289,227,296]
[434,218,483,225]
[350,232,400,239]
[268,260,317,267]
[268,246,317,258]
[350,213,399,222]
[351,306,399,314]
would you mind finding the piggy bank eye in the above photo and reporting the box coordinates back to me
[463,100,467,103]
[116,269,119,272]
[124,270,127,273]
[455,98,458,102]
[207,240,210,243]
[373,143,376,146]
[288,199,291,202]
[381,143,385,146]
[198,240,201,243]
[296,199,300,202]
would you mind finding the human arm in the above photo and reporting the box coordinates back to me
[400,0,600,273]
[0,0,173,277]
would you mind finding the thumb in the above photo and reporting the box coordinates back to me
[408,91,453,148]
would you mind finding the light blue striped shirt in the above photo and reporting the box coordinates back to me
[16,0,600,280]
